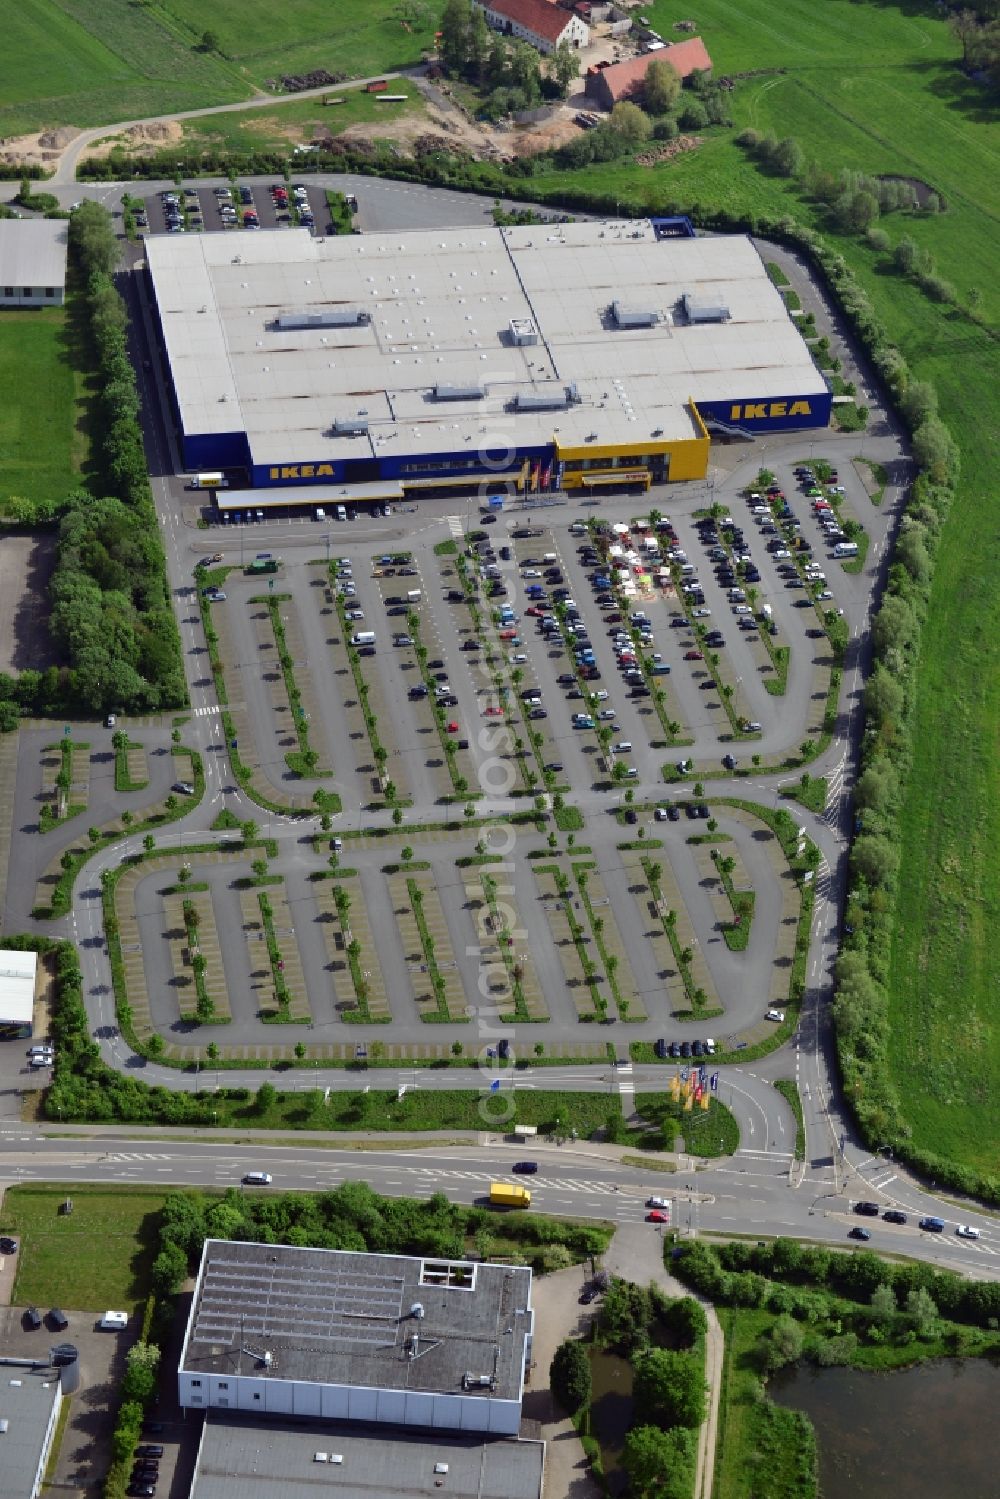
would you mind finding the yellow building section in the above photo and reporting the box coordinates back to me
[555,401,709,486]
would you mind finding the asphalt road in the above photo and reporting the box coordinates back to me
[0,1127,995,1279]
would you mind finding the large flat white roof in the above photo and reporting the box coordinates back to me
[0,220,68,290]
[147,221,826,468]
[0,948,37,1026]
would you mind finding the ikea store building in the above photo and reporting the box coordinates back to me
[145,217,830,512]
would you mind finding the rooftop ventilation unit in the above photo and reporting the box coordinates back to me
[512,383,580,413]
[331,417,369,436]
[509,317,539,347]
[611,300,659,328]
[462,1372,495,1390]
[273,309,370,330]
[682,293,730,324]
[432,384,484,401]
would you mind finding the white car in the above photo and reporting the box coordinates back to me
[598,709,616,720]
[522,568,541,578]
[594,689,609,701]
[956,1224,981,1240]
[766,1008,785,1023]
[646,1196,669,1209]
[692,607,711,617]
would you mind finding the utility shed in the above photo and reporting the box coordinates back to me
[0,950,37,1034]
[0,221,68,306]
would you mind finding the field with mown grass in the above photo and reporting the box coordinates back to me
[0,0,430,139]
[0,307,85,512]
[4,1184,165,1315]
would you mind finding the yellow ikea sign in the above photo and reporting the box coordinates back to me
[729,401,812,421]
[268,464,336,481]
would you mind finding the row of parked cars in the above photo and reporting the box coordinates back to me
[654,1037,717,1058]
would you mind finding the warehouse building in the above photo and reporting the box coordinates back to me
[0,1369,63,1499]
[146,218,829,508]
[178,1241,534,1436]
[0,221,68,307]
[0,948,38,1037]
[188,1413,545,1499]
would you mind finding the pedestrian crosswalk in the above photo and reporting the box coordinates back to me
[446,515,464,538]
[823,759,847,827]
[617,1060,635,1112]
[193,704,222,718]
[410,1166,632,1196]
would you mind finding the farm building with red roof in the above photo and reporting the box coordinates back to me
[585,36,713,110]
[474,0,589,55]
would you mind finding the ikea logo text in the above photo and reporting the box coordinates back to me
[729,401,812,421]
[268,464,336,480]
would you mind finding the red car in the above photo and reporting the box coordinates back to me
[646,1210,668,1223]
[447,721,459,733]
[525,606,544,617]
[684,650,703,661]
[484,706,503,717]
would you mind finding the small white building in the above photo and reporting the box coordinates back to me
[0,221,68,308]
[178,1241,534,1437]
[474,0,589,55]
[0,949,38,1036]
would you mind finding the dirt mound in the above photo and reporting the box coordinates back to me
[85,120,184,160]
[0,126,80,167]
[37,126,79,150]
[634,134,703,166]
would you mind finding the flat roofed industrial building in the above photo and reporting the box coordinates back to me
[0,221,68,307]
[146,218,829,502]
[0,1369,63,1499]
[189,1414,544,1499]
[0,948,38,1035]
[178,1241,534,1435]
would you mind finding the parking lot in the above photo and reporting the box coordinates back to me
[143,180,335,239]
[93,441,878,1063]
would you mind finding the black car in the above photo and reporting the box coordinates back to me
[625,809,637,824]
[722,754,737,771]
[0,1235,16,1254]
[24,1305,41,1329]
[666,805,680,822]
[882,1210,907,1225]
[136,1446,164,1460]
[680,1041,692,1059]
[854,1201,880,1217]
[512,1161,538,1174]
[579,1286,598,1304]
[692,1039,705,1057]
[497,1038,510,1060]
[697,804,710,820]
[128,1486,156,1498]
[669,1041,681,1057]
[654,1038,667,1059]
[849,1226,871,1241]
[48,1309,68,1330]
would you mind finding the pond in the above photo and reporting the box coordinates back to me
[588,1347,634,1496]
[771,1357,1000,1498]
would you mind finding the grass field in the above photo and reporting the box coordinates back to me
[714,1308,817,1499]
[0,308,85,511]
[179,86,426,154]
[0,0,431,138]
[3,1184,165,1314]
